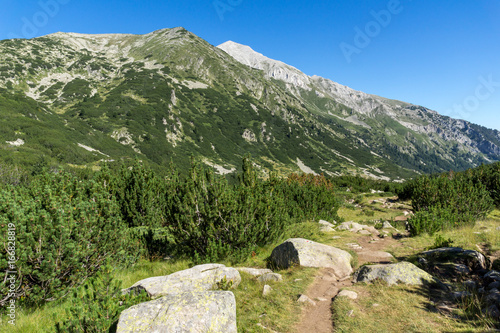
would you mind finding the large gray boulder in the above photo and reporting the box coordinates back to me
[354,261,440,286]
[123,264,241,298]
[270,238,353,278]
[419,247,488,271]
[116,291,237,333]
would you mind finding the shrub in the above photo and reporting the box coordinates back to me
[0,170,138,307]
[406,172,493,235]
[54,261,149,333]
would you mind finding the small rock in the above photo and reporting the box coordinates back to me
[463,280,477,290]
[483,304,500,318]
[297,294,316,306]
[451,291,472,300]
[496,226,500,231]
[337,290,358,300]
[382,221,394,229]
[332,236,342,239]
[488,281,500,290]
[316,297,328,302]
[484,270,500,281]
[236,267,273,277]
[372,303,380,307]
[262,285,272,296]
[257,273,283,283]
[347,310,354,317]
[294,279,302,282]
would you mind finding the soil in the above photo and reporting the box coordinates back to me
[294,235,401,333]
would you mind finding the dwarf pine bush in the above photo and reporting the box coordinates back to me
[405,171,493,235]
[0,170,138,307]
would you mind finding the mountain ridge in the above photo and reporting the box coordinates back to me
[0,27,499,179]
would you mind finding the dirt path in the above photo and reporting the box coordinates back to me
[294,235,400,333]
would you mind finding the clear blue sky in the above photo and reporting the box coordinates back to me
[2,0,500,131]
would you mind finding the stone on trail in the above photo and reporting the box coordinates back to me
[354,261,440,286]
[297,294,316,306]
[270,238,353,278]
[116,291,237,333]
[122,264,241,298]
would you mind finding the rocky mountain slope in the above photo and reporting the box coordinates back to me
[1,27,499,179]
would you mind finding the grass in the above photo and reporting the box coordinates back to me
[331,281,491,333]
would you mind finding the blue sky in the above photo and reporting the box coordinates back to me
[2,0,500,131]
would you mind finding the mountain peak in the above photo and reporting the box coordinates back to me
[217,41,312,90]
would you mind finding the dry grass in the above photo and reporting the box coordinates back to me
[331,281,490,333]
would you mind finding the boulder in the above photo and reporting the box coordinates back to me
[270,238,353,278]
[116,291,237,333]
[354,261,440,286]
[123,264,241,298]
[236,267,272,277]
[419,247,488,272]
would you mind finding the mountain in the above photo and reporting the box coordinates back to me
[1,27,499,179]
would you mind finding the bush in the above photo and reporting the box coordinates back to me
[406,171,493,235]
[0,170,138,307]
[54,261,148,333]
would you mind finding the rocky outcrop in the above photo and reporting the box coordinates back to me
[354,261,440,286]
[116,291,237,333]
[270,238,353,278]
[122,264,241,298]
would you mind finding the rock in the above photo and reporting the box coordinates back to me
[488,281,500,290]
[319,219,336,228]
[486,289,500,304]
[332,236,342,239]
[419,247,489,272]
[354,262,440,286]
[262,285,272,296]
[116,291,237,333]
[483,305,500,318]
[337,222,364,233]
[297,294,316,306]
[485,270,500,282]
[359,230,371,235]
[122,264,241,298]
[337,290,358,300]
[451,291,472,300]
[236,267,272,277]
[463,280,477,290]
[382,221,394,229]
[347,310,354,317]
[257,273,283,283]
[270,238,353,278]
